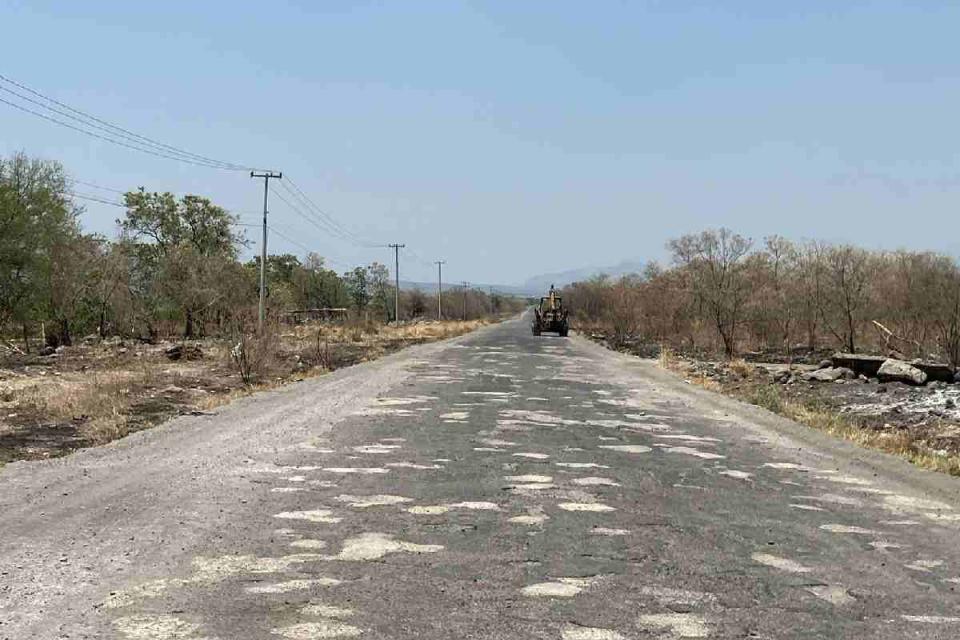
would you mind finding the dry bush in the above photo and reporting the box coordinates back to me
[229,317,280,384]
[727,358,753,378]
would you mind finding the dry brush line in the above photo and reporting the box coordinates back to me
[660,356,960,477]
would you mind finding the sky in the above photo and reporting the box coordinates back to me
[2,1,959,285]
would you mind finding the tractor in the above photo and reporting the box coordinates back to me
[532,285,569,337]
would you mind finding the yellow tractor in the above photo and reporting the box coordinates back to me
[532,286,569,337]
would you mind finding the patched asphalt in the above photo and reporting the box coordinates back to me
[4,317,960,639]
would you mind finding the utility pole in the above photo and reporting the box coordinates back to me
[388,243,405,323]
[435,260,446,320]
[250,170,282,330]
[462,281,469,320]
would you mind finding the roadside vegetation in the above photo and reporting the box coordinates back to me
[0,152,524,464]
[565,228,960,476]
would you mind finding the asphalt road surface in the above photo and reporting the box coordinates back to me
[4,316,960,639]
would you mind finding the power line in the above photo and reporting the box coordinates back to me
[0,73,260,171]
[69,192,125,208]
[70,179,127,195]
[283,177,383,249]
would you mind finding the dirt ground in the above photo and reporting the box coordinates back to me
[0,320,488,464]
[584,332,960,474]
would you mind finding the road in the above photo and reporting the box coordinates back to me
[3,316,960,639]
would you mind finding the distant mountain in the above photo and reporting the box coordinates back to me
[521,260,646,292]
[400,281,537,297]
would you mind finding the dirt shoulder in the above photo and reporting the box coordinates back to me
[0,319,491,464]
[582,332,960,476]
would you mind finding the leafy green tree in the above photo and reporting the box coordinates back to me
[120,189,241,337]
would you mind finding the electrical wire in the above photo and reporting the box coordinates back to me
[0,73,270,171]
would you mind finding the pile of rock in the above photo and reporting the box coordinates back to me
[792,352,959,387]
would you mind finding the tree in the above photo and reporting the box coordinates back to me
[668,228,752,357]
[120,190,241,337]
[0,152,80,348]
[818,245,872,353]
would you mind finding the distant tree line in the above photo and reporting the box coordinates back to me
[0,152,519,350]
[564,228,960,367]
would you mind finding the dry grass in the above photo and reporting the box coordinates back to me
[1,318,492,462]
[15,368,155,444]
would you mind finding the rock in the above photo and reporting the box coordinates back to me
[831,353,886,378]
[910,360,956,384]
[772,370,791,384]
[802,367,850,382]
[946,398,956,410]
[877,358,928,386]
[38,346,56,356]
[164,344,203,361]
[818,359,833,370]
[81,334,99,345]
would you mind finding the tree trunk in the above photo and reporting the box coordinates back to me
[22,323,30,353]
[184,309,194,338]
[58,317,72,347]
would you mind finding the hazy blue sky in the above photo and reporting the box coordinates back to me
[2,1,959,284]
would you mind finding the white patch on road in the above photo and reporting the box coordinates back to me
[513,452,550,460]
[794,494,863,507]
[905,559,944,572]
[816,475,873,486]
[272,487,306,493]
[820,524,880,535]
[114,614,205,639]
[301,603,354,618]
[448,501,500,510]
[335,494,412,508]
[440,411,470,420]
[901,615,960,623]
[763,462,810,471]
[884,495,953,512]
[274,510,342,524]
[591,527,630,536]
[718,470,753,480]
[752,553,811,573]
[406,505,450,515]
[654,434,722,444]
[556,462,610,469]
[790,504,826,512]
[561,625,625,640]
[247,578,342,593]
[481,438,518,447]
[352,445,401,454]
[505,474,553,483]
[869,540,902,550]
[522,577,598,597]
[511,513,551,526]
[807,585,856,606]
[599,444,652,454]
[558,502,616,512]
[661,446,725,460]
[374,396,437,405]
[386,462,443,470]
[290,539,328,550]
[334,532,443,561]
[272,621,361,638]
[572,477,621,487]
[639,586,717,606]
[636,613,710,638]
[322,467,389,474]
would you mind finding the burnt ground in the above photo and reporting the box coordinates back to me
[0,323,476,465]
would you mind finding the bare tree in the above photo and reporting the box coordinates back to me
[668,228,752,358]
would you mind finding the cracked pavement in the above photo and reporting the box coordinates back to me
[3,317,960,639]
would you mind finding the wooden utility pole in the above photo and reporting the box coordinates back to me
[388,243,405,323]
[435,260,446,320]
[462,281,469,320]
[250,170,282,330]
